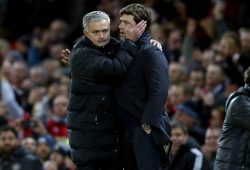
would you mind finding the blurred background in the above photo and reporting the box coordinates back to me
[0,0,250,169]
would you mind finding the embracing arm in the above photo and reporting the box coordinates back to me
[1,79,24,118]
[70,45,134,84]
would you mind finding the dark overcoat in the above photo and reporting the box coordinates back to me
[67,36,136,165]
[116,32,171,167]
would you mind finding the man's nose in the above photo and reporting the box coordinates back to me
[119,23,123,29]
[99,32,104,39]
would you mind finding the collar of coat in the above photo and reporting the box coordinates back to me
[134,31,151,48]
[80,36,120,53]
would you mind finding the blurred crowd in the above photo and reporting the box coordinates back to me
[0,0,250,169]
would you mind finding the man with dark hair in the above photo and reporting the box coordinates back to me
[119,3,152,30]
[0,126,42,170]
[116,3,171,170]
[214,66,250,169]
[170,121,208,170]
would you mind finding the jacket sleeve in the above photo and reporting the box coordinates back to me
[97,40,137,83]
[70,41,136,84]
[229,96,250,131]
[1,79,24,118]
[141,47,169,126]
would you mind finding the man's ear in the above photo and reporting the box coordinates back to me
[83,30,86,36]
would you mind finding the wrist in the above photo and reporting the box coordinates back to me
[141,123,151,130]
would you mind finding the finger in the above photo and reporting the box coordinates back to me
[150,39,156,44]
[136,20,144,28]
[61,59,68,64]
[134,21,146,31]
[141,22,147,30]
[61,50,67,57]
[65,49,71,54]
[136,24,147,36]
[136,23,146,34]
[158,45,163,51]
[137,20,147,30]
[132,20,145,33]
[136,20,146,28]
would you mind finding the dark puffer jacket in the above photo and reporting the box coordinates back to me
[214,85,250,170]
[67,37,136,165]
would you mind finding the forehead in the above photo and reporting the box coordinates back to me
[0,131,16,138]
[120,14,135,22]
[24,138,36,144]
[172,127,184,134]
[207,65,221,73]
[54,95,67,102]
[170,63,182,70]
[169,85,183,93]
[87,19,110,31]
[206,128,220,136]
[191,71,203,77]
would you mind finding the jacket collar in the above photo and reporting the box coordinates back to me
[135,31,151,47]
[244,84,250,93]
[79,36,119,52]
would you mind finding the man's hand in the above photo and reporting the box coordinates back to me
[186,18,197,36]
[144,128,152,134]
[125,20,147,42]
[61,49,71,65]
[141,123,152,134]
[150,39,162,51]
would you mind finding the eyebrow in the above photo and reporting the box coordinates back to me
[92,28,109,33]
[120,19,129,24]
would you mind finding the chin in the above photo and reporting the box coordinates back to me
[96,41,109,47]
[120,35,125,41]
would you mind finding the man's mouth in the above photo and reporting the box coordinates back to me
[120,32,125,37]
[120,30,124,34]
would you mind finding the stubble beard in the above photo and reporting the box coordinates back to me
[120,34,126,41]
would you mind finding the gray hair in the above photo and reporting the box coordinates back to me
[82,11,110,32]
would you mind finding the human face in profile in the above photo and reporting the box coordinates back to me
[119,14,136,41]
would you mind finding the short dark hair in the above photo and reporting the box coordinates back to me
[0,126,18,138]
[170,120,188,135]
[119,3,151,30]
[244,66,250,86]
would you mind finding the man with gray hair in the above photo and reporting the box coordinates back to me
[66,11,146,170]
